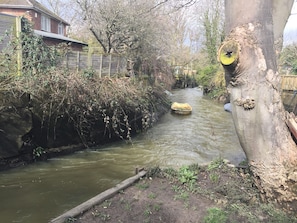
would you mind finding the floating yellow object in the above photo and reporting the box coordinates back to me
[171,102,192,115]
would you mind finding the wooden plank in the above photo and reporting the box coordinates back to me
[287,118,297,140]
[49,170,147,223]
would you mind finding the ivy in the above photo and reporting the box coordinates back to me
[1,17,62,76]
[20,18,61,75]
[280,44,297,74]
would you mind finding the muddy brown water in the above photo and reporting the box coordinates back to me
[0,88,245,223]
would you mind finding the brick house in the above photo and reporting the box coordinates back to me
[0,0,87,51]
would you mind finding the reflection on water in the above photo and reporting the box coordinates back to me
[0,88,245,223]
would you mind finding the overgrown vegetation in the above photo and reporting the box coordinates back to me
[1,17,60,77]
[194,57,227,100]
[279,44,297,74]
[190,0,226,100]
[0,18,171,159]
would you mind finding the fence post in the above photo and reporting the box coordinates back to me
[88,48,92,69]
[16,16,22,76]
[65,52,69,69]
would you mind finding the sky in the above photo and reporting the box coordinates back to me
[283,0,297,46]
[37,0,297,46]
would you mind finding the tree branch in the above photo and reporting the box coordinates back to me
[90,27,108,53]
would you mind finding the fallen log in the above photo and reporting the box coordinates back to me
[50,170,147,223]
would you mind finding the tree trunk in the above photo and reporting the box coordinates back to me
[219,0,297,211]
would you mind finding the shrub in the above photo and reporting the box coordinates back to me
[178,166,198,185]
[279,44,297,74]
[195,64,219,87]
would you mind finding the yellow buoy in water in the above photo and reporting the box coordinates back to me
[171,102,192,115]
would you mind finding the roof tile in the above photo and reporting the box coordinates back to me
[0,0,69,25]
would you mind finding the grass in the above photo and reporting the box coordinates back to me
[209,173,220,183]
[203,207,227,223]
[64,217,77,223]
[174,189,189,201]
[148,192,157,199]
[119,198,132,211]
[207,158,225,171]
[101,200,112,208]
[153,204,161,211]
[136,182,149,190]
[144,207,152,217]
[91,210,111,221]
[227,203,297,223]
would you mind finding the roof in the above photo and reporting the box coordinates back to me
[34,29,88,46]
[0,11,16,17]
[0,0,69,25]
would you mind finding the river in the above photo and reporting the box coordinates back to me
[0,88,245,223]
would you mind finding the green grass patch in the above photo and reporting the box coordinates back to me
[203,207,227,223]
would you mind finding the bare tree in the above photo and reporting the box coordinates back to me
[39,0,86,38]
[218,0,297,210]
[75,1,187,66]
[76,0,151,54]
[39,0,66,17]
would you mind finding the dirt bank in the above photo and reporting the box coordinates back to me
[55,159,297,223]
[0,75,171,171]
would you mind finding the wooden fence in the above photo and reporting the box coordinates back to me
[60,52,127,78]
[281,75,297,91]
[281,75,297,113]
[0,14,127,77]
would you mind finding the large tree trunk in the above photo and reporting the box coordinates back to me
[219,0,297,210]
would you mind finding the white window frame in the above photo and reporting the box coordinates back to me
[58,23,64,35]
[41,14,51,32]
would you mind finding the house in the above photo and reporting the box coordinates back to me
[0,0,87,51]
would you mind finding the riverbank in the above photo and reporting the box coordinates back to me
[0,75,171,171]
[53,159,297,223]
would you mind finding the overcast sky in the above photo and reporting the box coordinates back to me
[38,0,297,46]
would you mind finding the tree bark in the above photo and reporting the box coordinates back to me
[220,0,297,211]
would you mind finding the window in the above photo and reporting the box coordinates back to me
[58,23,64,35]
[41,14,51,32]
